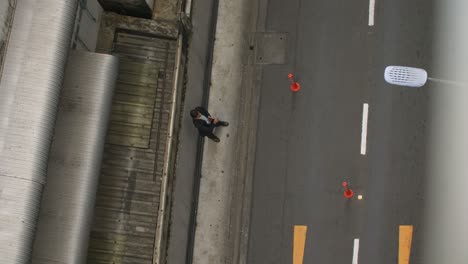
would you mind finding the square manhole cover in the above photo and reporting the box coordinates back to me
[255,32,288,64]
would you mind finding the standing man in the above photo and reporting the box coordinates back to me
[190,106,229,142]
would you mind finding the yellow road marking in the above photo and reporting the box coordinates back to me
[399,225,413,264]
[293,225,307,264]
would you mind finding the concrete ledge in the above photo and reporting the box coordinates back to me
[96,11,178,54]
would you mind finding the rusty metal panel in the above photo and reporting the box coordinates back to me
[88,30,177,264]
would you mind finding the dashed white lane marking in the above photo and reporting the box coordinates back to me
[353,238,360,264]
[368,0,375,26]
[360,103,369,155]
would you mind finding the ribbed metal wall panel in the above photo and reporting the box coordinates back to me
[0,0,78,263]
[31,51,119,264]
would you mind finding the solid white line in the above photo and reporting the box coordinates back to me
[360,103,369,155]
[353,238,360,264]
[368,0,375,26]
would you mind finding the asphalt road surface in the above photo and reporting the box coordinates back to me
[247,0,433,263]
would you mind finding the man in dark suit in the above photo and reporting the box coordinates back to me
[190,106,229,142]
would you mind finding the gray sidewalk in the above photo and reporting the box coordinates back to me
[164,0,218,263]
[191,0,261,263]
[165,0,261,262]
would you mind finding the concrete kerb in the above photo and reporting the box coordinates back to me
[153,34,184,264]
[153,1,194,262]
[191,0,261,262]
[152,0,190,258]
[231,36,263,264]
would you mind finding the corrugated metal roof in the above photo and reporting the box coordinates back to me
[32,50,119,264]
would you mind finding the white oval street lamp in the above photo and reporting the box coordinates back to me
[384,66,428,87]
[384,65,463,87]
